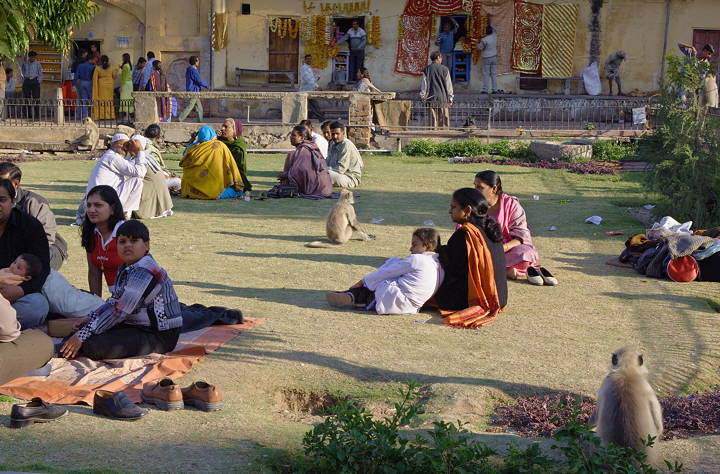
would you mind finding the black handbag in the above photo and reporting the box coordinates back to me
[263,184,299,198]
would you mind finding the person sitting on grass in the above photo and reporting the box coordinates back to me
[0,253,42,285]
[180,125,244,200]
[299,119,328,158]
[134,125,174,219]
[326,228,444,314]
[218,118,252,194]
[432,188,507,328]
[60,220,183,360]
[278,125,332,198]
[325,121,363,189]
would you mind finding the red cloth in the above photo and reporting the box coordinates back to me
[403,0,464,15]
[394,15,433,76]
[511,0,544,74]
[89,233,123,288]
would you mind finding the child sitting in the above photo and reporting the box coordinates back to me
[60,220,183,360]
[325,228,445,314]
[0,254,43,286]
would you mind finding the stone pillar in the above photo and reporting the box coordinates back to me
[282,93,307,124]
[347,94,372,147]
[55,88,64,125]
[133,92,158,128]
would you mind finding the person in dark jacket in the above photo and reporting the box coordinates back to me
[178,56,209,123]
[419,52,454,129]
[0,179,50,329]
[0,163,68,270]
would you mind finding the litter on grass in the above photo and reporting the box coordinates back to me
[548,226,557,231]
[585,216,603,225]
[643,204,656,210]
[605,231,624,236]
[370,217,385,224]
[532,195,540,201]
[423,220,435,226]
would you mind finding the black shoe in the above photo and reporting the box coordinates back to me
[10,398,68,428]
[93,390,148,421]
[221,308,243,324]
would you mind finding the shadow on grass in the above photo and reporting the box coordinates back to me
[211,329,584,398]
[218,251,388,267]
[174,281,332,309]
[26,181,88,195]
[213,230,318,242]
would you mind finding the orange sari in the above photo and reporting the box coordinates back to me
[440,223,504,329]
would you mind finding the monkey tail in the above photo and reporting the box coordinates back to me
[305,240,340,248]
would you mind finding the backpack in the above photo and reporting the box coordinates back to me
[263,184,299,199]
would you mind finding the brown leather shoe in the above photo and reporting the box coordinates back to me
[141,378,184,410]
[181,381,223,411]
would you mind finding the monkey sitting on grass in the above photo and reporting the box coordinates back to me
[589,346,664,465]
[306,188,374,247]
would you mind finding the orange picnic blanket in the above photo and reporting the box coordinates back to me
[0,319,262,405]
[440,223,503,329]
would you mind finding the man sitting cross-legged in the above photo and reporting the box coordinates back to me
[325,121,363,189]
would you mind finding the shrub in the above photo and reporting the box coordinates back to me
[646,55,720,227]
[403,139,437,156]
[405,139,533,160]
[592,139,638,161]
[297,383,684,473]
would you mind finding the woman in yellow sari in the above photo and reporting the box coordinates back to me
[180,126,244,199]
[92,55,116,120]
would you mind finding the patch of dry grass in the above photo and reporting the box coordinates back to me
[0,154,718,472]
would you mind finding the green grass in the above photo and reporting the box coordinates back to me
[0,154,718,472]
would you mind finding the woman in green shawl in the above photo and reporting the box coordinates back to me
[218,118,252,193]
[118,53,134,114]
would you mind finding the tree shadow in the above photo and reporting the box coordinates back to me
[213,230,318,243]
[26,182,88,195]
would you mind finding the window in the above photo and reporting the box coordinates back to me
[438,15,467,49]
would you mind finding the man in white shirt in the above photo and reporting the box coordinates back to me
[477,26,498,94]
[299,54,319,91]
[75,134,147,223]
[299,119,328,158]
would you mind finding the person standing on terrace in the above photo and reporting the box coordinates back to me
[178,56,209,123]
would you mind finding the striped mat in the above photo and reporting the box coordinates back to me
[541,2,579,78]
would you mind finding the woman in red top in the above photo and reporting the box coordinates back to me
[81,185,124,297]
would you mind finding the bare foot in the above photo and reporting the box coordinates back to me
[506,268,518,280]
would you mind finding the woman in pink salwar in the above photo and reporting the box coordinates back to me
[474,170,539,279]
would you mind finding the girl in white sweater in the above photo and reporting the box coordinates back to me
[326,228,444,314]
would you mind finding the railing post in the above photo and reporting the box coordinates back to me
[133,92,159,128]
[282,92,307,124]
[55,88,64,125]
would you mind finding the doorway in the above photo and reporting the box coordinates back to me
[268,18,299,84]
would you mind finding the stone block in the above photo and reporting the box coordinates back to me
[530,141,593,162]
[281,93,308,124]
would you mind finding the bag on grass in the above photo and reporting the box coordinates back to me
[263,184,299,199]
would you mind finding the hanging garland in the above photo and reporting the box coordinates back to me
[366,15,381,48]
[319,0,371,15]
[288,18,299,39]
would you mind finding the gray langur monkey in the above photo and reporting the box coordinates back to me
[589,346,664,465]
[306,189,374,247]
[65,117,100,151]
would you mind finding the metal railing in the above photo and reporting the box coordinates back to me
[406,98,650,131]
[1,98,134,126]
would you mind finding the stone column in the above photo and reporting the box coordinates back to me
[348,94,372,147]
[55,88,64,125]
[133,92,158,128]
[282,93,308,124]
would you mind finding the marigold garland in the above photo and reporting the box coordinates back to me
[367,15,381,47]
[288,18,299,39]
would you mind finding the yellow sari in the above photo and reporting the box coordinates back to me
[180,139,242,199]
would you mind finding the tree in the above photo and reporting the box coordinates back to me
[0,0,98,58]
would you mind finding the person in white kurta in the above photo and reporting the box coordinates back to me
[311,131,329,158]
[363,252,444,314]
[326,228,444,314]
[75,133,147,223]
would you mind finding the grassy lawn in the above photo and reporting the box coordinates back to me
[0,153,718,472]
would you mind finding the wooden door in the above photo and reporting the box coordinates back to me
[269,19,299,83]
[693,29,720,86]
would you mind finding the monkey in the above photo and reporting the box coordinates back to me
[65,117,100,151]
[305,189,375,248]
[589,346,663,465]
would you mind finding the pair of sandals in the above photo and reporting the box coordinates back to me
[526,266,558,286]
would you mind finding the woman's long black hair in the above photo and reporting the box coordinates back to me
[452,188,502,243]
[474,170,503,195]
[80,185,125,253]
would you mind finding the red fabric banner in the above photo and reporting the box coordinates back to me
[394,15,433,76]
[403,0,465,16]
[511,0,544,74]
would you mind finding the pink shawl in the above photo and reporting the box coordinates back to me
[496,194,539,267]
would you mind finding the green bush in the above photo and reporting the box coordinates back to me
[297,383,684,473]
[592,139,638,161]
[403,139,437,156]
[404,139,533,160]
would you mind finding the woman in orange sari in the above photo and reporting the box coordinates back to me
[434,188,507,328]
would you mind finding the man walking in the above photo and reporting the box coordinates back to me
[338,19,367,83]
[477,26,497,94]
[604,50,626,96]
[420,52,454,129]
[21,51,42,118]
[178,56,209,123]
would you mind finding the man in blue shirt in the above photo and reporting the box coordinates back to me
[74,50,95,119]
[338,20,367,84]
[178,56,209,123]
[435,17,459,73]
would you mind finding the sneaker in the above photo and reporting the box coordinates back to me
[10,398,68,428]
[181,381,223,412]
[141,378,184,411]
[325,291,354,307]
